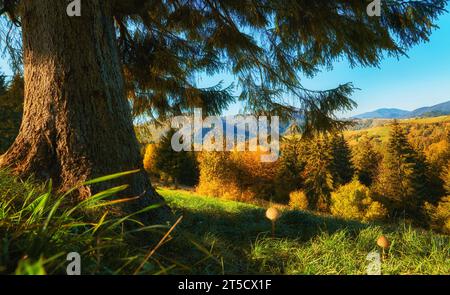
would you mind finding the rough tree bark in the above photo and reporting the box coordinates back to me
[0,0,169,221]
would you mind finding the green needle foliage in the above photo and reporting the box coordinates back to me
[375,121,432,221]
[352,135,382,186]
[0,0,447,133]
[329,133,354,187]
[0,74,23,153]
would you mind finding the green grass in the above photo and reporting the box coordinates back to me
[160,188,450,275]
[0,171,449,275]
[345,125,392,145]
[0,170,179,275]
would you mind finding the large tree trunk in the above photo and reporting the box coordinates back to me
[0,0,169,221]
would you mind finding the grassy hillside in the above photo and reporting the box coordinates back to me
[345,115,450,146]
[0,170,448,275]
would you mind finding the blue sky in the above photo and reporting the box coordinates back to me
[198,10,450,118]
[1,10,449,118]
[303,10,450,117]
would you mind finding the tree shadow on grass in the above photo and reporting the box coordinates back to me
[175,206,368,241]
[162,205,370,274]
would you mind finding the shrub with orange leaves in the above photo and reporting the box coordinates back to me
[197,146,279,202]
[197,151,240,199]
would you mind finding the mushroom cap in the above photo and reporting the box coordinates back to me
[266,207,281,221]
[377,235,390,249]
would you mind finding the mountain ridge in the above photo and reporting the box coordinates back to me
[352,100,450,119]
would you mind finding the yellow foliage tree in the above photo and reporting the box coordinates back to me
[197,146,279,202]
[331,180,387,222]
[143,143,157,174]
[424,139,450,172]
[196,151,247,200]
[424,196,450,234]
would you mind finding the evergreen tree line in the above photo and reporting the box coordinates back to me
[144,121,450,231]
[0,73,24,154]
[273,121,449,228]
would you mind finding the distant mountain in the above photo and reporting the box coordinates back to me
[352,108,410,119]
[352,100,450,119]
[407,101,450,118]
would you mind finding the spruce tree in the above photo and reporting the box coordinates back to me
[375,121,429,219]
[303,136,334,212]
[0,74,24,153]
[152,129,199,186]
[0,72,6,96]
[329,133,354,186]
[0,0,445,216]
[352,135,381,186]
[275,133,306,200]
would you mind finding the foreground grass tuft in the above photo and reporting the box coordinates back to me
[0,170,183,274]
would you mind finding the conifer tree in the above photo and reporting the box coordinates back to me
[0,74,23,153]
[150,129,199,186]
[0,0,445,216]
[329,133,354,186]
[375,121,430,218]
[303,136,334,212]
[0,72,6,95]
[352,135,381,186]
[275,133,306,200]
[424,161,450,233]
[440,161,450,195]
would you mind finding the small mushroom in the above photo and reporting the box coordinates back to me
[266,207,281,221]
[377,235,390,248]
[377,235,390,260]
[266,207,281,236]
